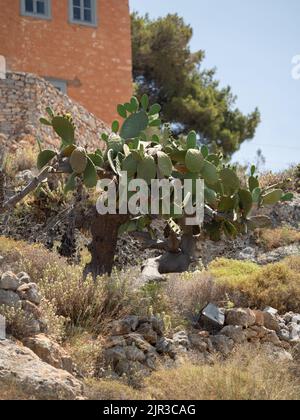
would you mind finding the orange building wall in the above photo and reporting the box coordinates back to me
[0,0,133,124]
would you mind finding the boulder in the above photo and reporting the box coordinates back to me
[172,331,190,349]
[137,323,158,345]
[125,345,146,363]
[189,333,209,352]
[126,333,156,353]
[21,300,42,319]
[150,316,164,336]
[0,289,21,307]
[210,335,234,356]
[263,312,280,332]
[0,340,83,400]
[253,310,265,327]
[105,346,127,364]
[16,272,31,284]
[110,317,137,336]
[105,335,127,349]
[17,283,41,305]
[199,304,225,330]
[0,272,20,291]
[289,323,300,341]
[225,308,256,328]
[22,334,74,373]
[156,337,176,357]
[291,315,300,325]
[220,325,247,344]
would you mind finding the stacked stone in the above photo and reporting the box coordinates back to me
[0,72,108,153]
[0,271,45,336]
[104,307,300,377]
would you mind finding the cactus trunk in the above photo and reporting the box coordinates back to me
[84,213,128,279]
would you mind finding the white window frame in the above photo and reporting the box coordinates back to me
[20,0,52,20]
[69,0,97,27]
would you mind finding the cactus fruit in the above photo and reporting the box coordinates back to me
[70,147,88,174]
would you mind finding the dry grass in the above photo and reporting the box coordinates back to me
[209,257,300,313]
[256,226,300,251]
[3,145,37,177]
[87,345,300,400]
[64,330,103,377]
[259,167,296,191]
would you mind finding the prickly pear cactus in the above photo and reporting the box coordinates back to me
[38,97,294,240]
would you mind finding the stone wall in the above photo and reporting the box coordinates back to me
[0,72,109,152]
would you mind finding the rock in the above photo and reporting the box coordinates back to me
[248,326,269,339]
[238,247,256,261]
[115,360,150,377]
[291,315,300,325]
[23,318,41,336]
[126,333,156,353]
[22,335,73,373]
[278,329,291,342]
[220,325,247,344]
[16,272,31,284]
[189,333,209,352]
[199,303,225,330]
[225,308,256,328]
[210,335,234,356]
[264,306,278,316]
[283,312,293,323]
[0,289,21,307]
[150,316,164,336]
[137,323,158,345]
[262,330,282,347]
[289,323,300,341]
[124,315,139,331]
[21,300,42,319]
[17,283,41,305]
[253,310,265,327]
[125,345,146,363]
[172,331,190,349]
[156,337,176,357]
[105,346,127,364]
[110,317,137,336]
[105,335,127,348]
[0,271,20,291]
[0,340,83,400]
[263,312,280,332]
[261,343,293,362]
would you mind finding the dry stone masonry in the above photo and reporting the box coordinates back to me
[0,72,109,153]
[0,270,44,336]
[104,306,300,377]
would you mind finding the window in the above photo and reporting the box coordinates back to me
[20,0,51,19]
[45,78,67,94]
[69,0,97,27]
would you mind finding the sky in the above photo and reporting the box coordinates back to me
[129,0,300,172]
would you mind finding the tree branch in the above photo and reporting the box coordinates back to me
[0,166,53,214]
